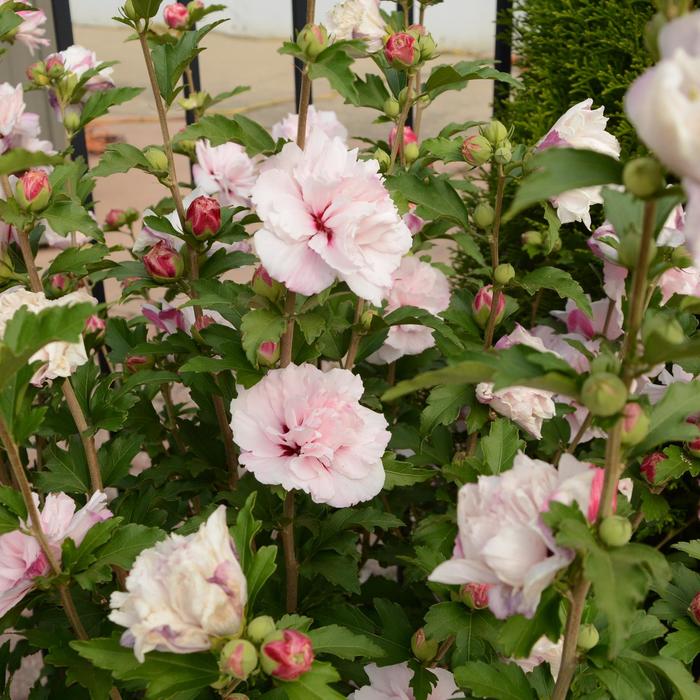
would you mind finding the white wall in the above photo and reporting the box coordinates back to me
[68,1,497,54]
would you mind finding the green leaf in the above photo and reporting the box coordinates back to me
[240,308,286,366]
[246,545,277,612]
[36,439,90,494]
[92,143,152,177]
[231,492,261,574]
[130,0,162,19]
[78,87,143,129]
[660,618,700,664]
[634,381,700,454]
[408,660,438,700]
[651,562,700,622]
[307,625,385,660]
[279,661,345,700]
[650,445,700,483]
[308,43,359,103]
[420,384,472,434]
[423,60,520,100]
[622,651,700,700]
[174,113,275,156]
[99,433,144,486]
[46,244,110,277]
[505,148,624,221]
[673,540,700,560]
[454,660,535,700]
[44,645,114,700]
[0,485,26,520]
[424,602,482,642]
[0,148,61,176]
[593,657,656,700]
[382,453,433,490]
[481,419,523,475]
[518,267,592,317]
[42,198,102,239]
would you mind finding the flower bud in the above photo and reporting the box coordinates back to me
[360,308,376,331]
[123,0,138,20]
[640,452,665,484]
[47,273,74,298]
[62,107,82,133]
[257,341,280,367]
[460,582,490,609]
[15,170,51,212]
[105,208,127,231]
[522,230,542,247]
[44,54,65,78]
[27,61,49,86]
[461,135,492,166]
[577,624,599,651]
[297,23,329,60]
[219,639,258,680]
[164,2,189,28]
[84,314,106,337]
[623,157,665,199]
[246,615,277,645]
[620,402,650,446]
[389,125,418,151]
[473,202,495,229]
[418,33,437,61]
[411,629,438,663]
[642,313,685,346]
[689,592,700,626]
[374,148,391,172]
[229,696,250,700]
[599,515,632,547]
[494,263,515,286]
[404,141,420,163]
[186,195,221,239]
[580,372,627,417]
[685,429,700,458]
[125,354,154,373]
[385,32,418,69]
[472,285,505,329]
[144,147,169,175]
[383,97,401,118]
[143,241,184,282]
[252,266,283,302]
[494,140,512,165]
[480,120,508,146]
[260,630,314,681]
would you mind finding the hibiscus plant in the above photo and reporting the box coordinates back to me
[0,0,699,698]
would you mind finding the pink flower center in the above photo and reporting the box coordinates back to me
[312,210,332,242]
[26,551,49,579]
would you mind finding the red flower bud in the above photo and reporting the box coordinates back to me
[257,341,280,367]
[163,2,189,28]
[640,452,665,484]
[260,630,314,681]
[44,53,65,78]
[472,285,505,329]
[125,354,153,373]
[389,125,418,150]
[84,314,106,337]
[460,582,491,609]
[384,32,417,68]
[620,402,650,446]
[186,195,221,239]
[143,241,184,282]
[105,208,126,230]
[689,592,700,626]
[16,170,51,212]
[252,265,283,301]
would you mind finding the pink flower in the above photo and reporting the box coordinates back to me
[84,314,106,336]
[164,3,189,28]
[690,592,700,625]
[640,452,666,483]
[326,0,386,52]
[461,582,490,609]
[384,32,416,67]
[142,303,189,335]
[0,111,54,155]
[388,125,419,150]
[368,256,451,364]
[185,195,221,238]
[260,630,314,680]
[54,45,114,92]
[538,99,620,228]
[271,106,348,143]
[0,84,25,137]
[510,636,563,680]
[15,10,50,55]
[472,285,505,328]
[639,364,694,404]
[0,492,111,617]
[475,383,556,439]
[230,363,390,507]
[350,662,460,700]
[551,298,622,341]
[403,206,425,235]
[143,241,184,281]
[193,139,256,207]
[251,131,411,305]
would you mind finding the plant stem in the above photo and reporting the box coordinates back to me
[282,490,298,612]
[483,166,507,349]
[17,231,42,291]
[388,75,414,173]
[344,299,365,371]
[212,390,238,488]
[413,4,427,137]
[161,383,187,454]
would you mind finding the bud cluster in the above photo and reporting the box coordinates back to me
[462,120,512,166]
[384,25,437,71]
[162,1,205,30]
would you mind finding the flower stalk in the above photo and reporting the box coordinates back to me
[483,165,507,349]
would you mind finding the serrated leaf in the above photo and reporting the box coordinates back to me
[0,148,61,176]
[246,544,277,612]
[481,419,523,475]
[174,113,275,155]
[622,651,700,700]
[78,87,143,128]
[307,625,384,660]
[240,308,286,366]
[42,198,102,239]
[519,267,592,317]
[454,660,535,700]
[279,661,345,700]
[92,143,151,177]
[382,453,433,490]
[660,619,700,664]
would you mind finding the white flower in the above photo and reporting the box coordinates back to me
[476,383,556,439]
[109,506,247,662]
[193,139,256,207]
[271,106,348,144]
[350,662,460,700]
[326,0,386,52]
[0,288,95,386]
[509,636,564,680]
[59,45,114,91]
[0,84,25,137]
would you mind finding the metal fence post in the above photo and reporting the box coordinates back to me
[178,0,203,126]
[291,0,312,112]
[493,0,513,116]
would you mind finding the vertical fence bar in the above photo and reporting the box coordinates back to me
[493,0,513,116]
[291,0,312,112]
[177,0,203,126]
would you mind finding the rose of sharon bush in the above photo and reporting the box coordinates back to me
[368,256,451,364]
[109,506,246,661]
[230,364,390,507]
[326,0,386,52]
[251,131,411,305]
[193,139,256,207]
[429,452,629,618]
[271,106,348,143]
[0,288,95,385]
[350,662,460,700]
[0,492,111,617]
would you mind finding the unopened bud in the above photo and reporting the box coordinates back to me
[461,135,492,166]
[246,615,276,645]
[473,202,495,229]
[418,32,437,60]
[44,54,65,78]
[185,195,221,239]
[163,2,189,28]
[671,245,693,268]
[374,148,391,172]
[15,170,51,212]
[580,372,627,417]
[472,285,505,329]
[522,230,542,247]
[63,107,81,133]
[460,582,490,609]
[623,157,665,199]
[257,340,280,367]
[84,314,106,337]
[383,97,401,119]
[252,266,283,302]
[123,0,138,20]
[105,208,127,231]
[297,23,329,60]
[599,515,632,547]
[219,639,258,681]
[577,624,599,651]
[404,141,420,163]
[360,308,376,331]
[640,452,665,484]
[480,120,508,146]
[384,32,418,69]
[143,241,184,282]
[493,140,512,165]
[494,263,515,286]
[620,402,650,446]
[260,630,314,681]
[47,273,74,298]
[411,629,438,663]
[689,592,700,626]
[144,147,169,175]
[125,354,154,373]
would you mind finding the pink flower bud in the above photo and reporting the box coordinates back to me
[105,208,126,230]
[689,592,700,626]
[44,53,64,77]
[640,452,665,484]
[16,169,51,212]
[257,341,280,367]
[125,354,153,373]
[163,2,189,28]
[143,241,184,282]
[462,135,492,165]
[48,273,69,295]
[260,630,314,681]
[472,285,505,329]
[297,23,329,59]
[620,402,650,446]
[219,639,258,680]
[460,583,490,609]
[252,265,283,302]
[84,314,106,336]
[186,195,221,239]
[408,23,427,36]
[389,125,419,150]
[384,32,417,68]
